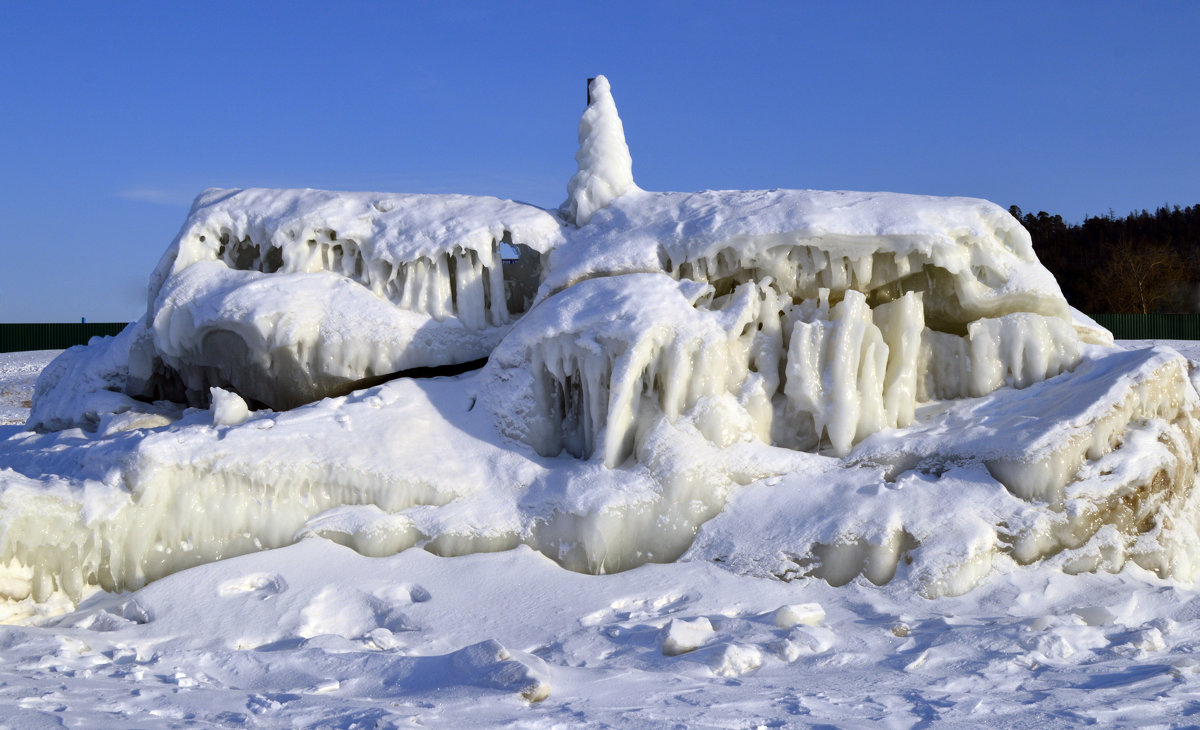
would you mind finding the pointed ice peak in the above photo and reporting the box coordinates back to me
[562,75,637,226]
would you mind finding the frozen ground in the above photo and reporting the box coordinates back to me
[2,346,1200,727]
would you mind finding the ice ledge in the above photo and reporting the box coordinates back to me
[851,345,1199,506]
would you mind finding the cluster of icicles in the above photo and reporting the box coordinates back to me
[212,229,514,329]
[515,270,1081,464]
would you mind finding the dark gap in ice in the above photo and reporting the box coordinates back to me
[502,241,542,315]
[323,356,492,401]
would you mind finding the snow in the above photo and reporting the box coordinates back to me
[4,76,1200,725]
[0,350,58,426]
[0,520,1197,725]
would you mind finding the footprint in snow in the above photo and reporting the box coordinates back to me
[579,593,688,627]
[218,572,288,599]
[373,582,431,604]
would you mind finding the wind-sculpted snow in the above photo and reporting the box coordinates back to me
[8,74,1200,612]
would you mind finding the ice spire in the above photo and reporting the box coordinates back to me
[562,75,637,226]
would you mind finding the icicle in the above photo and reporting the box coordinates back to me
[783,290,889,456]
[486,238,509,325]
[873,292,923,428]
[453,249,487,329]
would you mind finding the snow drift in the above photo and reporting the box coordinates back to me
[6,74,1200,611]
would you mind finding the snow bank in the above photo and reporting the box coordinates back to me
[28,322,144,431]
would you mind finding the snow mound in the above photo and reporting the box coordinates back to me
[9,75,1200,611]
[27,322,154,432]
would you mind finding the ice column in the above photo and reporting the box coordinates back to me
[562,75,637,226]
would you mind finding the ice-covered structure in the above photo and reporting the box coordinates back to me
[5,75,1200,610]
[121,188,564,411]
[562,75,638,226]
[518,186,1097,461]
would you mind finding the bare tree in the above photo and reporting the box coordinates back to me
[1094,238,1190,313]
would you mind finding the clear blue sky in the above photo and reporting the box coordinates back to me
[2,1,1197,322]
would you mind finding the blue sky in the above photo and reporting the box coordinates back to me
[2,1,1198,322]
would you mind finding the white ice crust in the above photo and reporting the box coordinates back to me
[544,187,1070,327]
[9,75,1200,616]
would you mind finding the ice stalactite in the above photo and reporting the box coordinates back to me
[784,291,924,456]
[915,313,1081,402]
[214,230,510,328]
[495,275,778,467]
[661,243,1077,333]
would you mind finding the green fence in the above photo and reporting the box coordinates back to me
[1089,314,1200,341]
[3,315,1200,354]
[0,323,130,354]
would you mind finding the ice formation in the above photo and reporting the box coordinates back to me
[5,74,1200,610]
[562,76,637,226]
[124,188,564,410]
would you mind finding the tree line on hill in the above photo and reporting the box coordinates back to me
[1011,203,1200,314]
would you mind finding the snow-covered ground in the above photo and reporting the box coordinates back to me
[0,350,56,426]
[1,345,1200,727]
